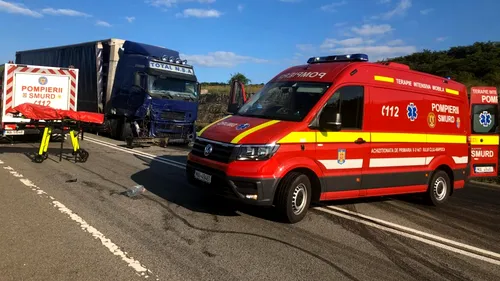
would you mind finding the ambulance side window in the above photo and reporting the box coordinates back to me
[323,85,364,130]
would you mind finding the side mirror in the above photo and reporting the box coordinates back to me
[227,103,240,114]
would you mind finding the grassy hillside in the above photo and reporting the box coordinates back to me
[387,41,500,90]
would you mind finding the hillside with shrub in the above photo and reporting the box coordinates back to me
[196,41,500,130]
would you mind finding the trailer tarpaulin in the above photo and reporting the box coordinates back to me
[6,103,104,124]
[15,42,98,112]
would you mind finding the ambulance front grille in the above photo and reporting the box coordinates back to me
[192,138,233,163]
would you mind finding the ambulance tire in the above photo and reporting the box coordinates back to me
[426,170,451,206]
[275,172,312,224]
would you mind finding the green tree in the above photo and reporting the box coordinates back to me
[228,72,251,85]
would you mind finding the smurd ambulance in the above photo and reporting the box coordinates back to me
[186,53,499,223]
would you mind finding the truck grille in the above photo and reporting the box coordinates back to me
[191,138,234,163]
[161,111,185,121]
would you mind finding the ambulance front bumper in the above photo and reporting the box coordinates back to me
[186,159,278,206]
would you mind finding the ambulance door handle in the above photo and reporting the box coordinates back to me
[354,138,366,144]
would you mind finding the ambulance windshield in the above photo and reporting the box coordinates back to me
[472,104,498,134]
[236,81,331,121]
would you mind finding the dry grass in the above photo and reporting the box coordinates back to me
[196,84,264,131]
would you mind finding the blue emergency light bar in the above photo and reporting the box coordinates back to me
[307,53,369,64]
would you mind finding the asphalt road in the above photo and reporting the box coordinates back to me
[0,134,499,281]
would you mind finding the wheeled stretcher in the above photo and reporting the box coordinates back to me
[6,103,104,164]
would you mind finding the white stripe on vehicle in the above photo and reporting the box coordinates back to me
[452,156,468,164]
[319,159,363,169]
[369,157,433,168]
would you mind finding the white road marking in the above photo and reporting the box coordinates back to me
[0,159,157,280]
[85,137,186,169]
[84,135,500,266]
[323,205,500,260]
[315,207,500,266]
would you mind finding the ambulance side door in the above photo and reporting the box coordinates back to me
[314,85,370,199]
[469,87,499,177]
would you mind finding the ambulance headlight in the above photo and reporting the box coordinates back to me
[233,144,280,161]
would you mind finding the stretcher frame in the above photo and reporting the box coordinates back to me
[33,119,89,164]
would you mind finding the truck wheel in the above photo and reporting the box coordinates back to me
[275,172,311,224]
[121,121,133,141]
[425,170,451,206]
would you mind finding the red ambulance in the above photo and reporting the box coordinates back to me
[186,54,498,223]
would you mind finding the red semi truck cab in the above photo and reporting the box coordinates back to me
[186,53,498,223]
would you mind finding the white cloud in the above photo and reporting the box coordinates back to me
[126,16,135,23]
[176,8,222,18]
[237,4,244,12]
[334,22,348,27]
[436,36,448,42]
[0,0,42,17]
[181,51,269,68]
[96,20,112,27]
[378,0,391,3]
[147,0,215,7]
[320,0,347,12]
[380,0,411,19]
[41,8,91,17]
[296,44,315,52]
[420,8,434,15]
[352,24,394,36]
[325,45,417,61]
[387,39,404,45]
[320,37,375,49]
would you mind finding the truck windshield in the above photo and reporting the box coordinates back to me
[472,104,498,134]
[148,76,197,101]
[236,81,331,122]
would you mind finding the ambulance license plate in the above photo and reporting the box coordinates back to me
[194,170,212,184]
[475,166,494,173]
[4,130,24,136]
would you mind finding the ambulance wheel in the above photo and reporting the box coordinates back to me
[275,172,311,224]
[426,170,450,206]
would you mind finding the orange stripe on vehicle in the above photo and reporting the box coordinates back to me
[231,120,281,144]
[198,115,232,136]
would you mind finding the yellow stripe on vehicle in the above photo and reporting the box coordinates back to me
[317,132,371,143]
[426,134,466,144]
[278,131,467,144]
[277,132,316,143]
[198,115,232,136]
[371,132,427,143]
[445,88,459,95]
[470,135,499,145]
[374,75,394,83]
[231,120,281,144]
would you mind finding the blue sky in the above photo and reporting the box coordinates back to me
[0,0,498,84]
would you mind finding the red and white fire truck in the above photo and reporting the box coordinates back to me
[186,53,499,223]
[0,62,79,137]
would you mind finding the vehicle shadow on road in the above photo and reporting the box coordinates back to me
[0,143,79,164]
[130,154,283,222]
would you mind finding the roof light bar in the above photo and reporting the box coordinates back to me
[307,53,369,64]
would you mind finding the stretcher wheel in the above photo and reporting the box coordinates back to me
[34,155,45,163]
[78,149,89,163]
[43,152,49,160]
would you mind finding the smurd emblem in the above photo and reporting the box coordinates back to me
[337,149,346,165]
[204,144,213,156]
[236,123,250,130]
[38,76,48,85]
